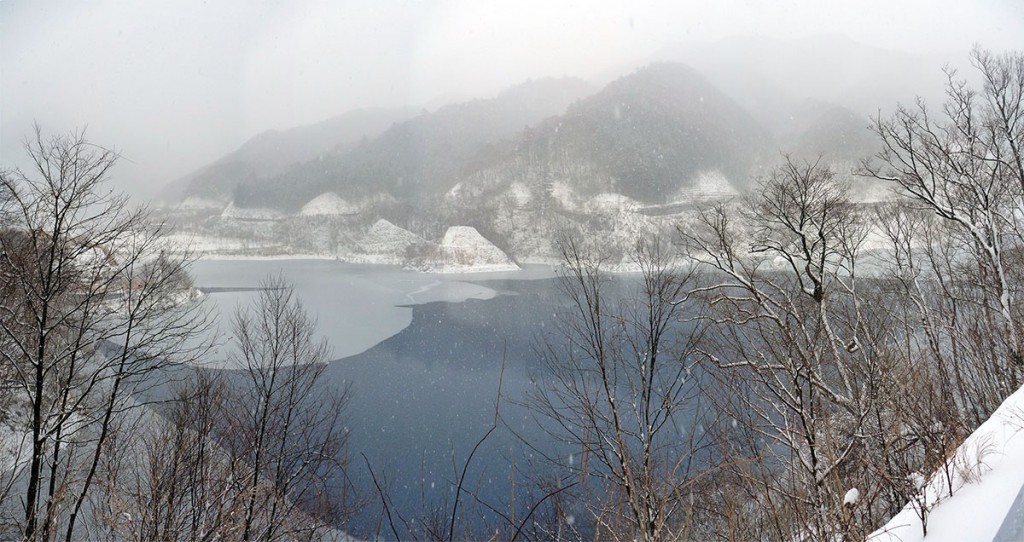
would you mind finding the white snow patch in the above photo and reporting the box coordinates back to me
[355,219,426,263]
[446,182,466,202]
[551,182,582,212]
[178,196,227,211]
[844,488,860,506]
[507,182,532,207]
[162,233,279,256]
[221,202,284,221]
[299,192,360,216]
[674,170,739,201]
[586,193,641,213]
[202,253,337,261]
[432,226,519,273]
[74,245,113,274]
[871,384,1024,541]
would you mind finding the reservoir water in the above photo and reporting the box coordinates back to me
[190,260,574,537]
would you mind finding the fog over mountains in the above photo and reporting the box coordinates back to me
[6,6,1024,538]
[650,35,950,126]
[229,76,595,211]
[156,36,947,265]
[163,36,913,215]
[159,107,417,202]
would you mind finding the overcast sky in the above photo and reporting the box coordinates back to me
[3,0,1024,198]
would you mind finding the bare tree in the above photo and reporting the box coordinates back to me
[99,277,352,542]
[680,157,888,540]
[225,276,351,542]
[100,371,244,541]
[529,234,709,541]
[853,51,1024,536]
[0,127,212,541]
[864,47,1024,401]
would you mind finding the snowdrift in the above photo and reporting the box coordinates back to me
[872,385,1024,541]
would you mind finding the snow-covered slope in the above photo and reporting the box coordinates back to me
[434,226,519,273]
[161,233,281,256]
[299,192,360,216]
[507,182,532,206]
[673,169,740,201]
[178,196,227,211]
[872,385,1024,541]
[349,219,428,264]
[221,202,285,221]
[551,182,584,212]
[585,192,641,213]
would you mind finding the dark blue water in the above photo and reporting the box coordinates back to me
[190,262,572,537]
[326,277,569,537]
[190,261,703,540]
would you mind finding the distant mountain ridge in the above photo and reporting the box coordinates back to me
[454,63,771,205]
[156,37,939,265]
[219,76,596,211]
[783,99,880,163]
[208,63,775,213]
[162,35,947,215]
[160,107,416,203]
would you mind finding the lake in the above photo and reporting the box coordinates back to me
[191,260,579,538]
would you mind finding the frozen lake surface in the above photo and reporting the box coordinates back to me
[191,260,569,537]
[190,260,558,366]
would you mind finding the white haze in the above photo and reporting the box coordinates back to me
[2,0,1023,198]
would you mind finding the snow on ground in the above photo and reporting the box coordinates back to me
[178,196,227,211]
[508,182,533,206]
[444,181,467,202]
[220,202,285,221]
[164,222,526,273]
[298,192,360,216]
[352,219,426,264]
[551,182,583,212]
[673,169,740,201]
[585,192,641,213]
[434,226,519,273]
[162,233,280,256]
[871,384,1024,541]
[201,253,338,261]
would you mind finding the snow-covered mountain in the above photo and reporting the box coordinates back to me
[210,76,596,212]
[158,52,908,270]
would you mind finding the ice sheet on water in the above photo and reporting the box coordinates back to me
[189,260,501,368]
